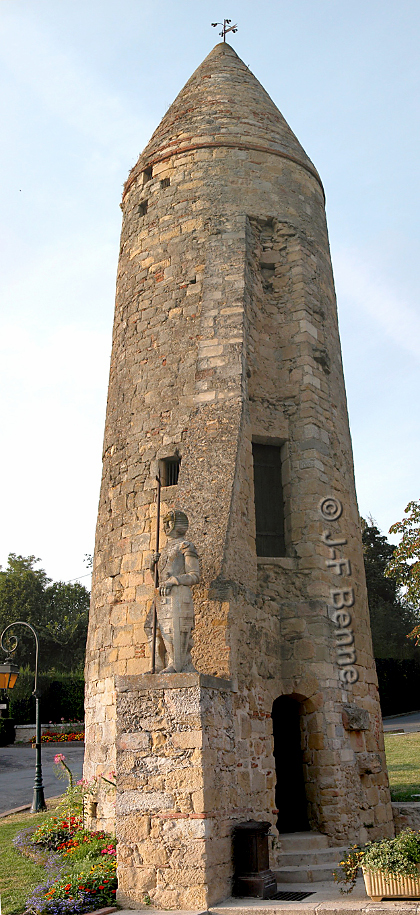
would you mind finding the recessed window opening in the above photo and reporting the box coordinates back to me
[142,165,153,183]
[252,442,286,557]
[160,177,170,188]
[160,456,181,487]
[138,200,148,217]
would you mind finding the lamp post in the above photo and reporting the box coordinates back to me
[0,621,46,812]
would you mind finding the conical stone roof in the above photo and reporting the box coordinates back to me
[124,42,322,198]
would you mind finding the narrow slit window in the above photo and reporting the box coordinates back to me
[252,443,286,557]
[138,200,148,217]
[160,456,181,487]
[142,165,153,184]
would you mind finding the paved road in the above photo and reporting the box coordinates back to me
[383,711,420,732]
[0,744,84,814]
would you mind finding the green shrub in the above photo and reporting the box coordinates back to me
[376,658,420,716]
[0,717,15,745]
[9,671,84,724]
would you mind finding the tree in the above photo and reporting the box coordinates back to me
[386,500,420,609]
[0,554,90,672]
[362,520,420,659]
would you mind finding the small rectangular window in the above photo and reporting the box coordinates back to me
[138,200,148,217]
[160,456,181,487]
[142,165,153,184]
[252,443,285,557]
[160,177,170,188]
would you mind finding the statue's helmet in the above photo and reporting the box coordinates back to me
[163,509,189,537]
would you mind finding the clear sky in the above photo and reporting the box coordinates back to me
[0,0,419,586]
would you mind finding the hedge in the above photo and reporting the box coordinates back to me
[6,671,84,724]
[0,717,15,746]
[376,658,420,717]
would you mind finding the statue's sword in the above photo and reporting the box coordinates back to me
[151,470,161,674]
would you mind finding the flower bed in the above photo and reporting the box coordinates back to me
[15,815,117,914]
[34,731,85,744]
[13,754,117,915]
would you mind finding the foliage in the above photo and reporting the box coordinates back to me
[387,500,420,620]
[0,554,89,672]
[334,844,364,893]
[362,520,420,659]
[0,716,15,745]
[335,830,420,894]
[31,815,83,852]
[26,856,117,915]
[53,753,75,788]
[375,658,420,716]
[18,765,118,915]
[25,780,117,915]
[8,671,84,724]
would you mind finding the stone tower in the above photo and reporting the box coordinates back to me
[84,42,393,909]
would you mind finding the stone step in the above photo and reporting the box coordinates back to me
[274,863,339,884]
[277,846,346,867]
[276,831,329,851]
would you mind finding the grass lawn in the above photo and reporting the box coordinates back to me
[0,800,60,915]
[384,731,420,801]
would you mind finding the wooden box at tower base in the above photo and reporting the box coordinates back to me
[84,41,394,910]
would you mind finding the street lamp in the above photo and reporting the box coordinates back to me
[0,621,46,812]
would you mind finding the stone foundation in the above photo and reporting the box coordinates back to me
[115,673,238,910]
[392,803,420,834]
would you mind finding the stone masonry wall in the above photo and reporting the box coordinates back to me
[115,673,256,910]
[217,213,393,846]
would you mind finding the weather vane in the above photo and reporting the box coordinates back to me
[211,19,238,42]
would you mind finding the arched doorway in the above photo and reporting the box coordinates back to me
[272,695,309,833]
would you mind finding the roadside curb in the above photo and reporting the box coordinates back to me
[383,709,420,719]
[82,909,117,915]
[0,803,32,818]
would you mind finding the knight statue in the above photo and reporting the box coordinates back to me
[146,509,200,673]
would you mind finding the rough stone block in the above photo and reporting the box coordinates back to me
[116,790,174,815]
[357,752,382,775]
[342,704,370,731]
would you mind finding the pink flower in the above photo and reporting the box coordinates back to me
[54,753,66,764]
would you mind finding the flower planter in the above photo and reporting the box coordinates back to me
[363,868,420,901]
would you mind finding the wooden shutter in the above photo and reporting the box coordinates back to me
[252,443,285,557]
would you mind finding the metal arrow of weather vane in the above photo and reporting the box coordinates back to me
[211,19,238,41]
